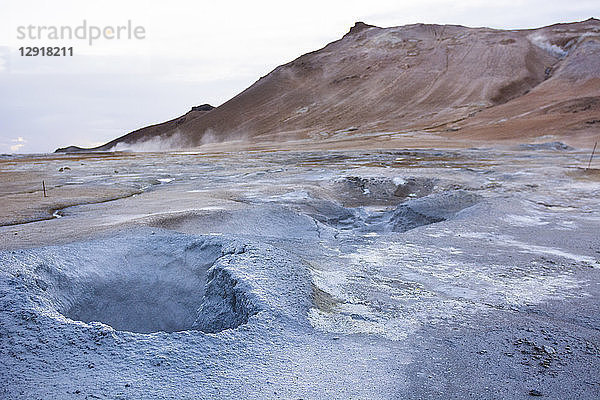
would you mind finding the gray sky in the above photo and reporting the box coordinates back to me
[0,0,597,153]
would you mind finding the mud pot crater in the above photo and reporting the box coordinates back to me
[304,189,482,233]
[25,233,255,334]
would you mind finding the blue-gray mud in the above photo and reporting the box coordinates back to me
[1,148,599,399]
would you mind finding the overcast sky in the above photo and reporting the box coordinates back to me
[0,0,597,153]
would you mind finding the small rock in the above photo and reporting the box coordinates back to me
[191,104,215,112]
[529,389,543,396]
[35,278,48,291]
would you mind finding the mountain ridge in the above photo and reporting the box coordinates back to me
[56,18,600,152]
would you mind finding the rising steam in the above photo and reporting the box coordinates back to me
[109,130,190,152]
[528,33,567,58]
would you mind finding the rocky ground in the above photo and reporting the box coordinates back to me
[0,146,599,399]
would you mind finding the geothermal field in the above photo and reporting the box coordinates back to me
[1,16,600,400]
[1,146,599,399]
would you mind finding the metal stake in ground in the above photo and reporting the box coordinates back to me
[42,180,47,197]
[587,141,598,170]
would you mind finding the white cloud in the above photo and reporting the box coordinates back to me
[10,136,26,152]
[0,137,27,153]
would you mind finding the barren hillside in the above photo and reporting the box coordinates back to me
[57,19,600,152]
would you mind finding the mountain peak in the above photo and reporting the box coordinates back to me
[347,21,376,36]
[55,20,600,152]
[191,104,215,112]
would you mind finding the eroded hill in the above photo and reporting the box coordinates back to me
[57,19,600,152]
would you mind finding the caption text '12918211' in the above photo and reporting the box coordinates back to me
[19,47,74,56]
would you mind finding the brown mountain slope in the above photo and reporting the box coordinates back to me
[56,19,600,152]
[444,20,600,142]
